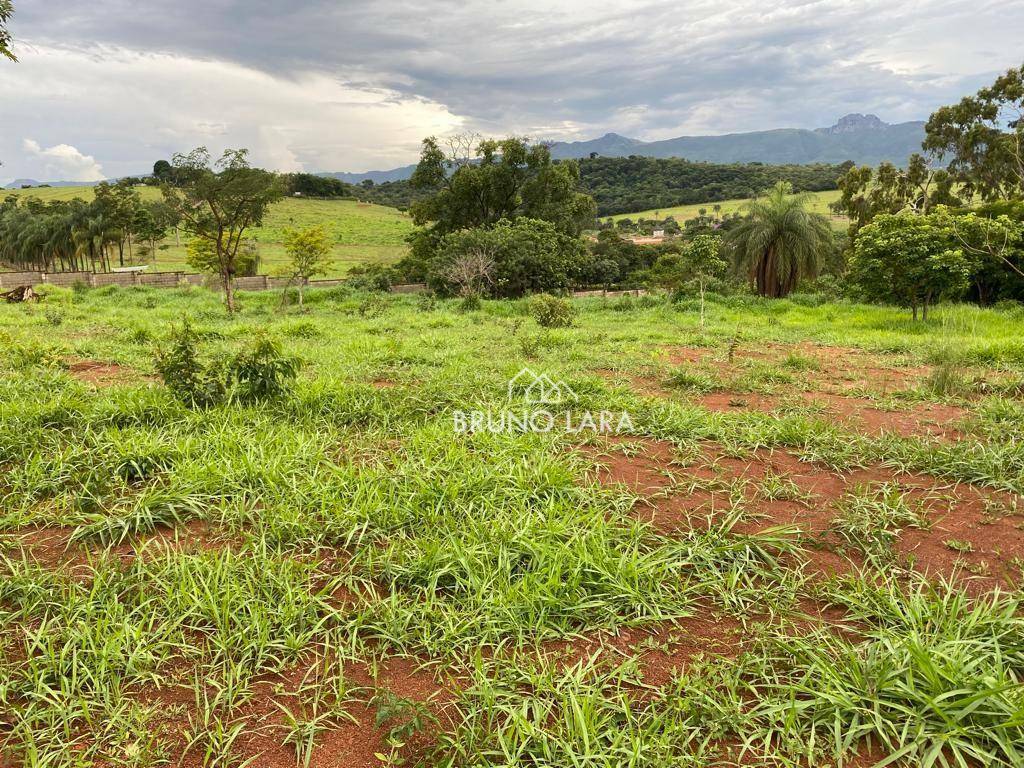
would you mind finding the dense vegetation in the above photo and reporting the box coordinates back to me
[288,158,849,217]
[833,63,1024,311]
[577,156,849,216]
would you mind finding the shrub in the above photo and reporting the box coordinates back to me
[358,295,388,318]
[531,294,576,328]
[154,320,225,407]
[225,337,299,404]
[430,218,586,298]
[346,264,392,292]
[155,321,298,407]
[457,294,482,313]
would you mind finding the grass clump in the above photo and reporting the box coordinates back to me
[827,483,930,562]
[531,294,576,328]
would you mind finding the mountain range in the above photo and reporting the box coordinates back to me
[323,114,925,184]
[5,114,926,189]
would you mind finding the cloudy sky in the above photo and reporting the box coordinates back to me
[1,0,1022,183]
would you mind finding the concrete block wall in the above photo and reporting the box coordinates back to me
[2,270,431,296]
[0,271,44,289]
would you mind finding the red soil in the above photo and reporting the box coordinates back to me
[66,359,138,386]
[582,435,1023,590]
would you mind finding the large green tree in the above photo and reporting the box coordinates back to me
[93,180,142,267]
[430,218,586,298]
[849,211,974,320]
[832,154,960,236]
[402,135,595,277]
[0,0,15,62]
[162,148,282,313]
[924,63,1024,201]
[726,182,833,298]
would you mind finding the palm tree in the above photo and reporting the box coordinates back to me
[727,182,833,298]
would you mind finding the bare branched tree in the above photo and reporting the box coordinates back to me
[442,247,496,297]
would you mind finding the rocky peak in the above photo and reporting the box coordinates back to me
[818,113,889,134]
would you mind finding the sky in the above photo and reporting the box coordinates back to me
[1,0,1022,184]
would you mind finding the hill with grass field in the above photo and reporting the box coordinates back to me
[610,189,844,228]
[4,186,415,278]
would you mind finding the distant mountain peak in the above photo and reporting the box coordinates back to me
[817,113,889,134]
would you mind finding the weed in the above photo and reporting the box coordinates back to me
[531,294,576,328]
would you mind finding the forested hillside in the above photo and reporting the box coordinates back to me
[576,156,848,215]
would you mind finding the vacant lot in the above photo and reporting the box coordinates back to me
[5,186,414,277]
[1,285,1022,767]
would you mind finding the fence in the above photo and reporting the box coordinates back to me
[0,270,428,295]
[0,270,641,299]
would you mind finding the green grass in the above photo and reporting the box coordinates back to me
[609,189,844,228]
[1,286,1023,766]
[5,186,414,277]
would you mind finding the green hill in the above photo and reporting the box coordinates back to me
[609,189,844,228]
[4,186,414,277]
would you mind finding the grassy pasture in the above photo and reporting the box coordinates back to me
[1,283,1023,767]
[5,186,414,277]
[609,188,845,227]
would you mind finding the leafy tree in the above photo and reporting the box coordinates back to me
[849,211,974,320]
[152,160,173,182]
[93,180,142,266]
[832,154,960,236]
[924,63,1024,201]
[403,135,596,272]
[430,218,585,298]
[726,182,833,298]
[0,0,15,62]
[281,225,332,307]
[186,236,259,279]
[649,234,726,325]
[937,206,1024,304]
[162,148,283,313]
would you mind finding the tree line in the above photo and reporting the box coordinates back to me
[0,183,179,273]
[576,156,848,216]
[832,63,1024,315]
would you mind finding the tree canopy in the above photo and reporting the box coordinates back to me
[161,148,283,313]
[924,62,1024,202]
[410,135,596,237]
[849,211,975,319]
[0,0,16,62]
[726,182,834,298]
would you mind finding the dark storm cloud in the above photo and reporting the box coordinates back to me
[4,0,1023,179]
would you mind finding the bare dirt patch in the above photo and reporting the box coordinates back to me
[1,519,228,575]
[580,436,1023,589]
[66,359,139,386]
[162,652,456,768]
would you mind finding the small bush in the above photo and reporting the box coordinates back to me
[225,337,300,404]
[416,293,438,312]
[531,294,576,328]
[154,320,225,407]
[155,322,298,407]
[458,294,482,313]
[281,320,320,339]
[358,295,388,318]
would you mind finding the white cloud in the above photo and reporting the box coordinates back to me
[1,45,463,183]
[21,138,105,181]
